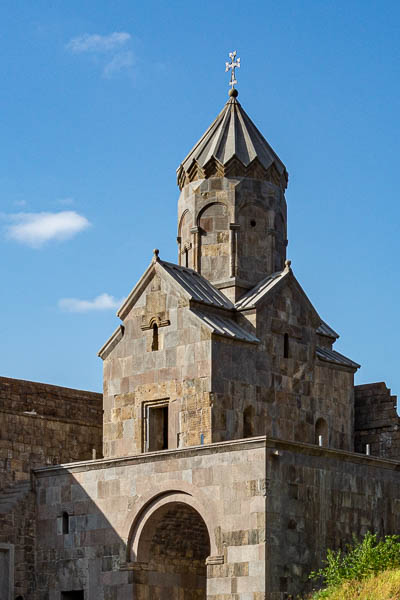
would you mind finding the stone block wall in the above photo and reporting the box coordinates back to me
[33,437,400,599]
[34,438,266,600]
[265,438,400,599]
[0,376,102,599]
[0,376,103,487]
[354,382,400,459]
[177,177,287,302]
[210,284,355,450]
[102,272,213,458]
[0,491,36,599]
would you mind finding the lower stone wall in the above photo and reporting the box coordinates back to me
[265,438,400,599]
[0,376,103,600]
[354,382,400,460]
[0,491,36,599]
[34,439,267,600]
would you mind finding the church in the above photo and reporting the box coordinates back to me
[1,55,399,600]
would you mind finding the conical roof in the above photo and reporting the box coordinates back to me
[177,92,288,190]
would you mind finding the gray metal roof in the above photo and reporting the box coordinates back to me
[161,261,234,309]
[235,270,287,310]
[191,309,259,343]
[317,321,340,339]
[177,95,287,189]
[316,346,360,369]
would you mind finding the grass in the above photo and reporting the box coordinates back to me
[308,568,400,599]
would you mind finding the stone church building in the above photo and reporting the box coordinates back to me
[1,85,400,600]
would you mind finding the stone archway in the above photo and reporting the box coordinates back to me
[134,501,210,599]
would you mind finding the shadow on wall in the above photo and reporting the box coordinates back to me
[35,468,212,600]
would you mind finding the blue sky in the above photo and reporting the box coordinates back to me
[1,1,399,402]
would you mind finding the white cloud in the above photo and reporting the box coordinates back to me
[5,211,90,248]
[66,32,134,78]
[66,32,131,54]
[103,51,134,78]
[58,293,124,313]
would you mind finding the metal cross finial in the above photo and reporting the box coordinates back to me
[225,50,240,90]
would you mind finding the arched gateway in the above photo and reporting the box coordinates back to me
[130,499,211,598]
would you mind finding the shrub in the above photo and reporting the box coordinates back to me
[309,532,400,591]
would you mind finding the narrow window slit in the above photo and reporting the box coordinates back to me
[62,511,69,535]
[152,323,159,351]
[284,333,289,358]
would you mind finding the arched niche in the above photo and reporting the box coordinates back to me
[197,202,230,280]
[178,209,193,267]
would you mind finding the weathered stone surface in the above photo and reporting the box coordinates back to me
[34,439,267,600]
[355,382,400,459]
[0,377,102,599]
[177,178,287,301]
[2,88,400,600]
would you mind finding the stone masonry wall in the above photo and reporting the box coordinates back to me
[0,491,36,599]
[354,382,400,460]
[211,281,355,450]
[0,376,103,599]
[265,438,400,600]
[34,438,266,600]
[34,437,400,600]
[102,272,213,458]
[0,376,103,487]
[177,177,287,302]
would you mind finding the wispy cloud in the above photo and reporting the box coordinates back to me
[66,32,134,78]
[58,293,124,313]
[103,51,134,78]
[66,32,131,53]
[56,197,74,206]
[4,211,90,248]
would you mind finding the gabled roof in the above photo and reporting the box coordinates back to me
[316,346,360,370]
[235,261,323,329]
[177,94,288,190]
[235,268,288,310]
[161,261,233,309]
[191,309,259,344]
[117,255,233,320]
[317,320,340,340]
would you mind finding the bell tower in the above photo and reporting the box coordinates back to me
[176,60,289,302]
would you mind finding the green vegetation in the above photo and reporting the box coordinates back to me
[310,569,400,600]
[307,532,400,599]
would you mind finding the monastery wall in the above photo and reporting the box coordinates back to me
[0,376,103,600]
[265,438,400,599]
[354,382,400,460]
[34,438,266,600]
[0,376,103,487]
[33,437,400,600]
